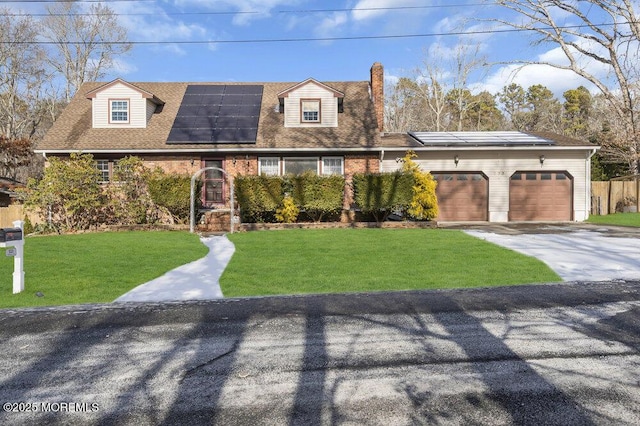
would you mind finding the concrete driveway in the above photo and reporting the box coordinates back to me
[463,223,640,281]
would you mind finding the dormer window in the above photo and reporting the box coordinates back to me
[110,99,129,123]
[301,99,320,123]
[87,79,164,129]
[278,79,343,128]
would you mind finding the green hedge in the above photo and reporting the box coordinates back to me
[236,171,415,224]
[147,173,194,223]
[235,175,284,222]
[290,172,345,222]
[352,171,415,223]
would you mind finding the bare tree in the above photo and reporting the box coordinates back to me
[445,43,488,131]
[0,9,46,140]
[41,2,132,102]
[415,53,450,131]
[391,43,489,132]
[490,0,640,173]
[384,78,425,132]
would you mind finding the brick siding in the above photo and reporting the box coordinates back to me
[135,154,381,231]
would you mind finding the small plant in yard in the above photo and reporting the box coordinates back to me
[275,195,299,223]
[25,153,105,231]
[615,196,638,213]
[400,150,439,220]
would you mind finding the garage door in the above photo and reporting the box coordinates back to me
[509,172,572,221]
[433,173,488,221]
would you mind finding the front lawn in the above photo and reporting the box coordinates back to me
[220,228,561,297]
[0,231,208,309]
[587,212,640,227]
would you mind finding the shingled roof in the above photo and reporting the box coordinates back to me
[37,80,382,152]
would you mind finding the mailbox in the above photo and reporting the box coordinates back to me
[0,228,23,243]
[2,221,24,294]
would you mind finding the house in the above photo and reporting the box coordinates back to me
[380,131,598,222]
[36,62,598,225]
[0,177,23,207]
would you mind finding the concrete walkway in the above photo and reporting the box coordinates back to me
[114,235,234,303]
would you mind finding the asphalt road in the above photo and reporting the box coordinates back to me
[1,281,639,425]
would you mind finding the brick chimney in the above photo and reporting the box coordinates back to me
[370,62,384,133]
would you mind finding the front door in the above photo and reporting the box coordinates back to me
[202,159,225,207]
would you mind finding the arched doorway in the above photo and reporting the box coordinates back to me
[190,167,235,233]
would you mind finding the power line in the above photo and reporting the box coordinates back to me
[6,3,494,17]
[0,23,618,45]
[3,0,153,3]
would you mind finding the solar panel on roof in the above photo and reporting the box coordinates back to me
[167,84,262,144]
[171,116,194,128]
[409,131,555,147]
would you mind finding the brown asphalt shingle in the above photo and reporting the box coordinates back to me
[37,81,383,152]
[37,80,594,153]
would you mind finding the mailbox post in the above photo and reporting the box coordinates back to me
[0,220,24,294]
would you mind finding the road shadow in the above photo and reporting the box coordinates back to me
[289,300,328,425]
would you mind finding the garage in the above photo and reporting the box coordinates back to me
[509,171,573,221]
[433,172,488,221]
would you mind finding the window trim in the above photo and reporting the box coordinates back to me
[321,156,344,176]
[258,157,280,176]
[283,157,319,175]
[109,98,130,124]
[259,156,345,176]
[96,159,111,183]
[300,98,321,123]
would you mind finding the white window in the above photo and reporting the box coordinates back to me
[110,100,129,123]
[301,99,320,123]
[322,157,343,175]
[283,158,318,175]
[259,157,280,176]
[96,160,110,182]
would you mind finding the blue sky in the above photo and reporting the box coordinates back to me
[6,0,608,97]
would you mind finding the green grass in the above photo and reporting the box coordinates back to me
[220,228,561,297]
[587,212,640,227]
[0,231,208,309]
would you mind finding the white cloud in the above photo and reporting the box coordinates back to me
[110,58,138,75]
[475,34,617,97]
[315,12,348,38]
[351,0,425,23]
[477,63,594,96]
[174,0,301,26]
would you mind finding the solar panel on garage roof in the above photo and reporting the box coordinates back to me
[167,84,263,144]
[409,131,556,146]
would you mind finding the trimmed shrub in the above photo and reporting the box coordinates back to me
[112,156,157,224]
[289,172,345,222]
[352,171,414,223]
[25,153,105,231]
[235,175,284,222]
[146,170,194,224]
[400,150,439,220]
[275,195,299,223]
